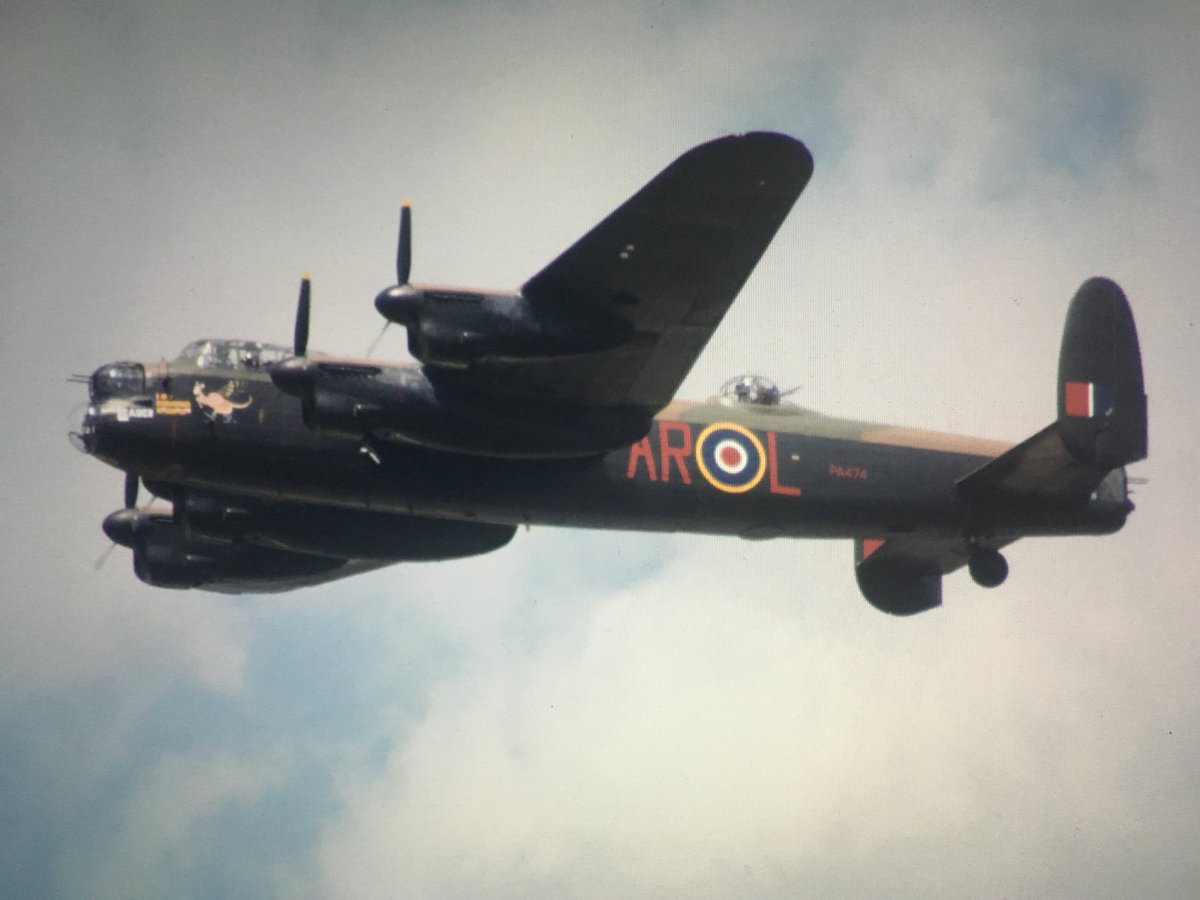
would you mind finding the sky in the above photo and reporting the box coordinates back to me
[2,1,1199,897]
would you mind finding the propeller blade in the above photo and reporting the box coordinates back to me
[124,472,139,509]
[366,322,390,358]
[295,274,312,357]
[94,541,117,571]
[397,201,412,285]
[171,486,192,541]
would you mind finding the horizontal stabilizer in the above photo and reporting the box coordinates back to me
[957,423,1111,501]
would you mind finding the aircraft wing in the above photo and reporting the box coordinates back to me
[115,488,517,594]
[459,132,814,410]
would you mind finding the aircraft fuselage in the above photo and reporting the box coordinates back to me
[81,354,1129,549]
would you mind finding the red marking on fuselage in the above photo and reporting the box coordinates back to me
[659,420,693,484]
[627,436,658,481]
[829,463,868,480]
[861,538,885,559]
[767,432,801,496]
[627,423,803,497]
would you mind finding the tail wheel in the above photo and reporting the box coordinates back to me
[968,548,1008,588]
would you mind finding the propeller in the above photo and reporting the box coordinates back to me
[272,275,316,397]
[93,541,118,570]
[365,322,390,358]
[397,200,412,285]
[294,274,311,357]
[374,201,422,331]
[102,472,143,549]
[124,471,139,509]
[368,218,396,351]
[273,268,384,460]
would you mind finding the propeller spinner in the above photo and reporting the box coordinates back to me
[102,472,143,547]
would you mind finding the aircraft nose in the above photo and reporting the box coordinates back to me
[69,403,100,455]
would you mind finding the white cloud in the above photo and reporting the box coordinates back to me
[309,538,1200,897]
[79,750,288,898]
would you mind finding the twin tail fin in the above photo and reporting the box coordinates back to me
[856,277,1147,615]
[1057,277,1147,469]
[957,277,1146,503]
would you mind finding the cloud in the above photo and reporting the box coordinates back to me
[80,749,290,899]
[308,539,1200,898]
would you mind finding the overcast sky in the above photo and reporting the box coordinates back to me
[3,1,1199,897]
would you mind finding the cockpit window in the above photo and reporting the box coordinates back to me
[720,375,786,406]
[176,339,292,371]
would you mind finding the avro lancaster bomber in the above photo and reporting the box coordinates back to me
[72,132,1147,614]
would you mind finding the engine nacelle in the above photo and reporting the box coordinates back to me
[292,364,650,458]
[178,494,517,561]
[128,521,344,591]
[105,498,517,593]
[375,285,630,368]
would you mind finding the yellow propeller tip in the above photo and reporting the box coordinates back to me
[402,198,411,208]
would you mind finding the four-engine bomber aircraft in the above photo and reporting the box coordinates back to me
[72,132,1147,614]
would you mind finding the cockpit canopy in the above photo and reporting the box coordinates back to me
[176,339,293,371]
[719,374,787,406]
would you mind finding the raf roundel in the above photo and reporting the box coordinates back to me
[694,422,767,493]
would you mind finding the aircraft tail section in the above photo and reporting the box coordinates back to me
[1057,277,1147,469]
[857,278,1147,614]
[958,277,1146,502]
